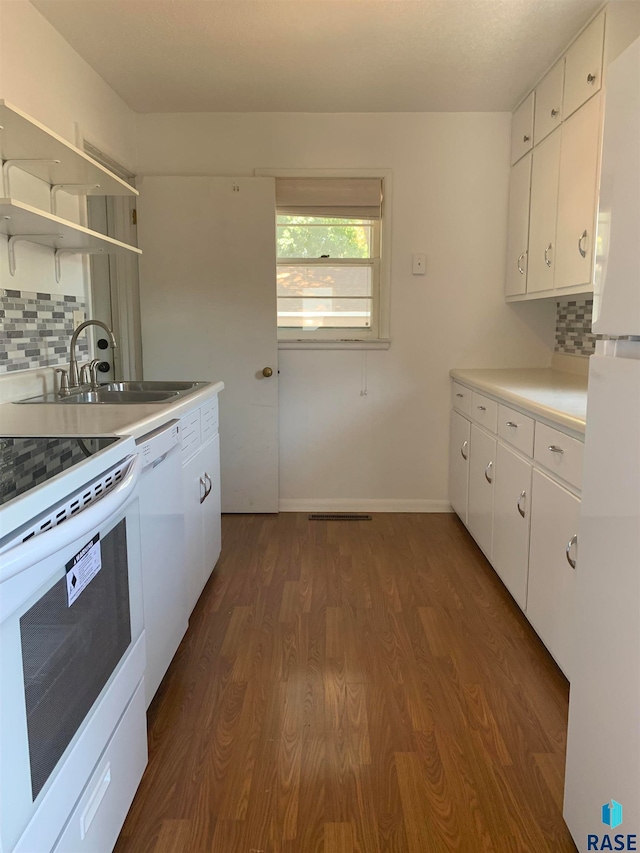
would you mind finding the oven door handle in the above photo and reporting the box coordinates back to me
[0,454,142,584]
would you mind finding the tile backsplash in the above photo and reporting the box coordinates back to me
[1,289,87,373]
[555,298,597,357]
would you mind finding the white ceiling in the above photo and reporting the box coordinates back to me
[31,0,603,113]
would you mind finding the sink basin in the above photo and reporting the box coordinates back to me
[59,389,177,404]
[103,380,199,393]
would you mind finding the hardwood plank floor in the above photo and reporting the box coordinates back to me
[115,513,577,853]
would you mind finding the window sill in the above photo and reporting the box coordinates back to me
[278,339,390,351]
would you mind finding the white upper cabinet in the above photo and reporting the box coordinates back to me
[534,60,565,144]
[527,129,561,294]
[555,94,603,290]
[563,12,605,119]
[510,92,535,165]
[505,153,532,297]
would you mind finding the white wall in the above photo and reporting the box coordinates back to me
[137,112,555,510]
[0,0,137,401]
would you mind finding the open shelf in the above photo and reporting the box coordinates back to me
[0,198,142,254]
[0,100,138,197]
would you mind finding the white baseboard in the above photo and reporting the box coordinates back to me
[278,498,453,513]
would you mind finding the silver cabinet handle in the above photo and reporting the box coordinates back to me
[204,472,212,499]
[484,461,493,484]
[199,476,207,504]
[587,73,597,84]
[517,252,526,274]
[551,108,559,117]
[505,421,518,428]
[517,490,526,518]
[578,230,588,258]
[566,534,578,569]
[456,393,464,398]
[544,243,553,268]
[477,405,487,411]
[548,445,564,454]
[460,440,468,461]
[523,134,530,142]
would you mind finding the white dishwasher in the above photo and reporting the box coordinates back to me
[136,420,188,707]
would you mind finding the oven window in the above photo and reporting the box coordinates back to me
[19,519,131,800]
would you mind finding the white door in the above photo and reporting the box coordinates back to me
[505,153,532,297]
[449,410,470,524]
[555,94,602,290]
[467,424,496,559]
[527,129,561,294]
[137,177,278,513]
[492,442,532,610]
[526,469,580,677]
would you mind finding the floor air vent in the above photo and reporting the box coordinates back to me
[308,513,373,521]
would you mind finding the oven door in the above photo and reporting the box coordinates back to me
[0,454,144,853]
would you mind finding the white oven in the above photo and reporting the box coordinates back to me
[0,436,146,853]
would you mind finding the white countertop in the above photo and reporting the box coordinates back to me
[0,380,224,440]
[450,368,588,434]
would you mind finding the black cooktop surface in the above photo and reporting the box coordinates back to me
[0,436,119,507]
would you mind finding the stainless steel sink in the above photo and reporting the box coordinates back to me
[16,380,209,404]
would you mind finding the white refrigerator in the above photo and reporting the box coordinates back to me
[563,36,640,851]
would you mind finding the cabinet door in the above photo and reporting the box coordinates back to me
[563,12,604,119]
[526,469,580,678]
[534,60,564,144]
[468,425,496,559]
[555,94,602,290]
[201,434,222,585]
[183,451,206,615]
[449,410,471,525]
[511,92,535,165]
[505,153,532,297]
[527,129,561,293]
[492,443,532,610]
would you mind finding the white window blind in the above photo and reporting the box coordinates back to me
[275,177,382,220]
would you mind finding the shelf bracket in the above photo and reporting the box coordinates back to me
[51,183,101,216]
[7,234,64,276]
[55,247,106,283]
[2,158,61,197]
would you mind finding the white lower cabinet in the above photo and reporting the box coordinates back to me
[467,424,496,559]
[526,469,580,678]
[492,442,532,610]
[449,410,471,524]
[181,399,222,615]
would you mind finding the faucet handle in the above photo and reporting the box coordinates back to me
[79,362,91,385]
[55,368,70,397]
[88,359,101,390]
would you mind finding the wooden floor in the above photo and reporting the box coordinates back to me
[116,513,577,853]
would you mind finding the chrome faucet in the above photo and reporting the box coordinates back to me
[68,320,117,388]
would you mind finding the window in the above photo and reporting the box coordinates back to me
[274,177,387,343]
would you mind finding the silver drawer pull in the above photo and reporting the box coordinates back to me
[517,490,526,518]
[484,461,493,484]
[586,73,597,84]
[460,440,468,461]
[517,252,526,274]
[544,243,553,268]
[566,534,578,569]
[456,393,464,398]
[523,134,530,142]
[505,421,518,428]
[548,445,564,454]
[551,108,559,117]
[578,229,587,258]
[477,405,487,411]
[200,476,207,504]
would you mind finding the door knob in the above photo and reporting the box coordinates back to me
[262,367,273,377]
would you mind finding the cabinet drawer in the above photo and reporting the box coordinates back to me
[563,11,604,118]
[471,391,498,433]
[201,396,219,442]
[534,422,584,490]
[180,408,201,458]
[534,60,564,144]
[511,91,535,165]
[497,405,535,457]
[452,382,472,417]
[52,682,147,853]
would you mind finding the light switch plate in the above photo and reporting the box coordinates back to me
[412,253,426,275]
[73,309,86,334]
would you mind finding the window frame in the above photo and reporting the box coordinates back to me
[256,168,392,347]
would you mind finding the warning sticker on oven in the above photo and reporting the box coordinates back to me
[65,533,102,606]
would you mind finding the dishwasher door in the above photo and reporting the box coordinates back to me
[136,423,187,707]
